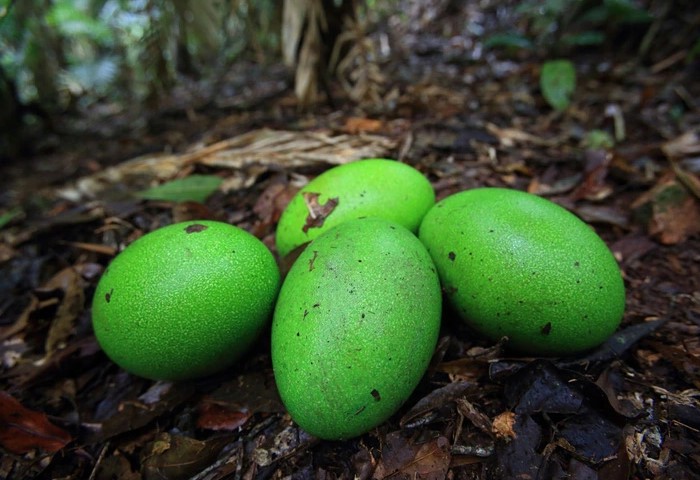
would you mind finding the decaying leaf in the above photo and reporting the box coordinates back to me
[632,173,700,244]
[141,432,230,480]
[55,129,395,202]
[374,431,451,480]
[0,391,72,454]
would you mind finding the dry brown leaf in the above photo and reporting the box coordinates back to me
[54,129,395,202]
[492,411,517,440]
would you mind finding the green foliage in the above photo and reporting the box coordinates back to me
[137,175,224,203]
[540,59,576,111]
[483,33,534,50]
[0,207,21,230]
[47,0,113,44]
[584,129,615,149]
[486,0,653,54]
[0,0,283,113]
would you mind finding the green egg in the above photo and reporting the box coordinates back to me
[271,217,442,440]
[419,188,625,356]
[92,220,280,381]
[275,158,435,258]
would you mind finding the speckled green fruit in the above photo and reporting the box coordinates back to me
[275,158,435,258]
[271,218,442,440]
[92,220,280,381]
[419,188,625,356]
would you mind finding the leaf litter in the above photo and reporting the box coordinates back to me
[1,2,700,479]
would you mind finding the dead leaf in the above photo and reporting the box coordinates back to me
[492,411,516,440]
[632,173,700,244]
[343,117,384,134]
[0,391,72,453]
[662,130,700,159]
[141,432,230,480]
[44,267,87,354]
[196,401,251,431]
[374,432,451,480]
[400,381,473,428]
[302,192,339,233]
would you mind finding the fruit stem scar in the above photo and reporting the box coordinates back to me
[185,224,208,233]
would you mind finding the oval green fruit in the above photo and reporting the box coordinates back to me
[272,217,442,440]
[275,158,435,258]
[419,188,625,356]
[92,220,280,381]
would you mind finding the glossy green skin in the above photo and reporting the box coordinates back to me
[275,159,435,257]
[92,220,280,381]
[272,218,442,440]
[419,188,625,356]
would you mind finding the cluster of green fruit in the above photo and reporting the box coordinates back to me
[92,159,625,440]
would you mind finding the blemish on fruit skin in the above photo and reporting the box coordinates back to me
[371,389,381,401]
[541,322,552,335]
[355,405,366,415]
[105,288,113,303]
[448,251,456,261]
[303,309,309,319]
[309,250,319,271]
[313,302,321,308]
[185,224,208,233]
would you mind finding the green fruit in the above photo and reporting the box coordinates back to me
[272,218,442,440]
[419,188,625,356]
[92,220,280,381]
[275,158,435,258]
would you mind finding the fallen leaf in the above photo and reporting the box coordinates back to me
[343,117,384,134]
[44,267,87,354]
[632,174,700,244]
[400,381,473,428]
[540,59,576,111]
[374,432,451,480]
[141,432,230,480]
[137,174,223,203]
[492,411,516,440]
[0,391,72,454]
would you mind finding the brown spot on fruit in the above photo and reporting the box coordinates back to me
[541,322,552,335]
[105,288,113,303]
[448,251,456,261]
[302,192,339,233]
[371,389,381,401]
[185,224,208,233]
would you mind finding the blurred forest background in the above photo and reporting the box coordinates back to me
[2,0,697,162]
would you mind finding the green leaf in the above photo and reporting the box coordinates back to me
[0,207,21,230]
[584,129,615,149]
[137,175,223,203]
[540,59,576,111]
[604,0,652,24]
[561,31,605,46]
[483,33,533,50]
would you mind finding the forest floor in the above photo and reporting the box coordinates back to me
[1,2,699,479]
